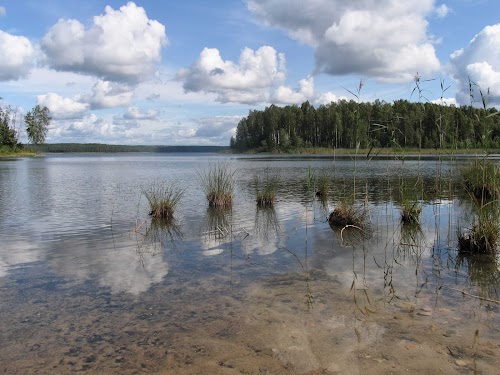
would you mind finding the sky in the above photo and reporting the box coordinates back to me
[1,0,499,146]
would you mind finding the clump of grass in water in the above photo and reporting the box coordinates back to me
[461,158,500,200]
[401,201,422,225]
[142,181,184,220]
[328,200,367,227]
[316,171,330,198]
[254,168,279,207]
[198,161,236,208]
[457,202,500,254]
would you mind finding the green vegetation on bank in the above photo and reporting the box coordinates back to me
[0,145,37,157]
[1,98,51,154]
[230,100,500,152]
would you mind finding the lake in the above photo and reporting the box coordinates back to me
[1,153,499,374]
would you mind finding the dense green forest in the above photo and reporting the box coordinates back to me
[29,143,228,153]
[230,100,500,151]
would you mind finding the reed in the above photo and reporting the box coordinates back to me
[401,201,422,225]
[198,161,236,208]
[254,168,279,207]
[458,198,500,254]
[461,158,500,200]
[316,171,330,198]
[142,181,184,220]
[328,200,367,227]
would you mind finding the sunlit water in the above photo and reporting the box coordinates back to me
[1,153,499,374]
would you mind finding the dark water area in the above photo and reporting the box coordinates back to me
[0,153,499,374]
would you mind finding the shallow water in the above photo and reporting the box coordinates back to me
[0,153,499,374]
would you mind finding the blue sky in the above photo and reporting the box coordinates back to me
[1,0,499,145]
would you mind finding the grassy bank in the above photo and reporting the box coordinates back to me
[0,146,37,157]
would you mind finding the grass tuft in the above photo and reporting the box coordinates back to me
[457,201,500,254]
[328,201,367,227]
[461,158,500,200]
[316,172,330,197]
[254,168,279,207]
[142,181,184,220]
[401,201,422,225]
[198,161,236,208]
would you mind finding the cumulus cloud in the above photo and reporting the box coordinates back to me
[247,0,440,82]
[86,80,134,109]
[431,97,457,106]
[0,31,35,81]
[435,4,450,18]
[178,46,286,104]
[450,24,500,107]
[37,93,88,119]
[272,76,314,105]
[146,93,160,101]
[194,116,240,139]
[123,106,158,120]
[0,6,6,16]
[41,2,167,83]
[317,92,343,106]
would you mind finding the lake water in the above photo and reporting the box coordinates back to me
[0,153,499,374]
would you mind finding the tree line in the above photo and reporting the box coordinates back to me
[230,100,500,151]
[0,99,51,147]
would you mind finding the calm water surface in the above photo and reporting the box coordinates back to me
[0,153,499,374]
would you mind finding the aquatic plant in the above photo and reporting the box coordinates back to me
[316,171,330,197]
[142,181,184,220]
[306,166,315,197]
[254,168,279,207]
[328,201,367,228]
[401,201,422,225]
[461,158,500,200]
[198,161,236,208]
[458,201,500,254]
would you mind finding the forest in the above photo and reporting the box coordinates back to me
[230,100,500,152]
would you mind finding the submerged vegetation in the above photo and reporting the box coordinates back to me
[254,168,280,207]
[142,181,184,220]
[198,161,236,208]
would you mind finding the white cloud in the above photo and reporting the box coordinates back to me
[41,2,167,83]
[86,80,134,109]
[0,30,35,81]
[431,97,457,106]
[0,6,6,16]
[124,106,158,120]
[247,0,440,82]
[178,46,286,104]
[37,93,88,119]
[435,4,450,18]
[194,116,240,139]
[317,92,342,106]
[450,24,500,107]
[272,76,314,105]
